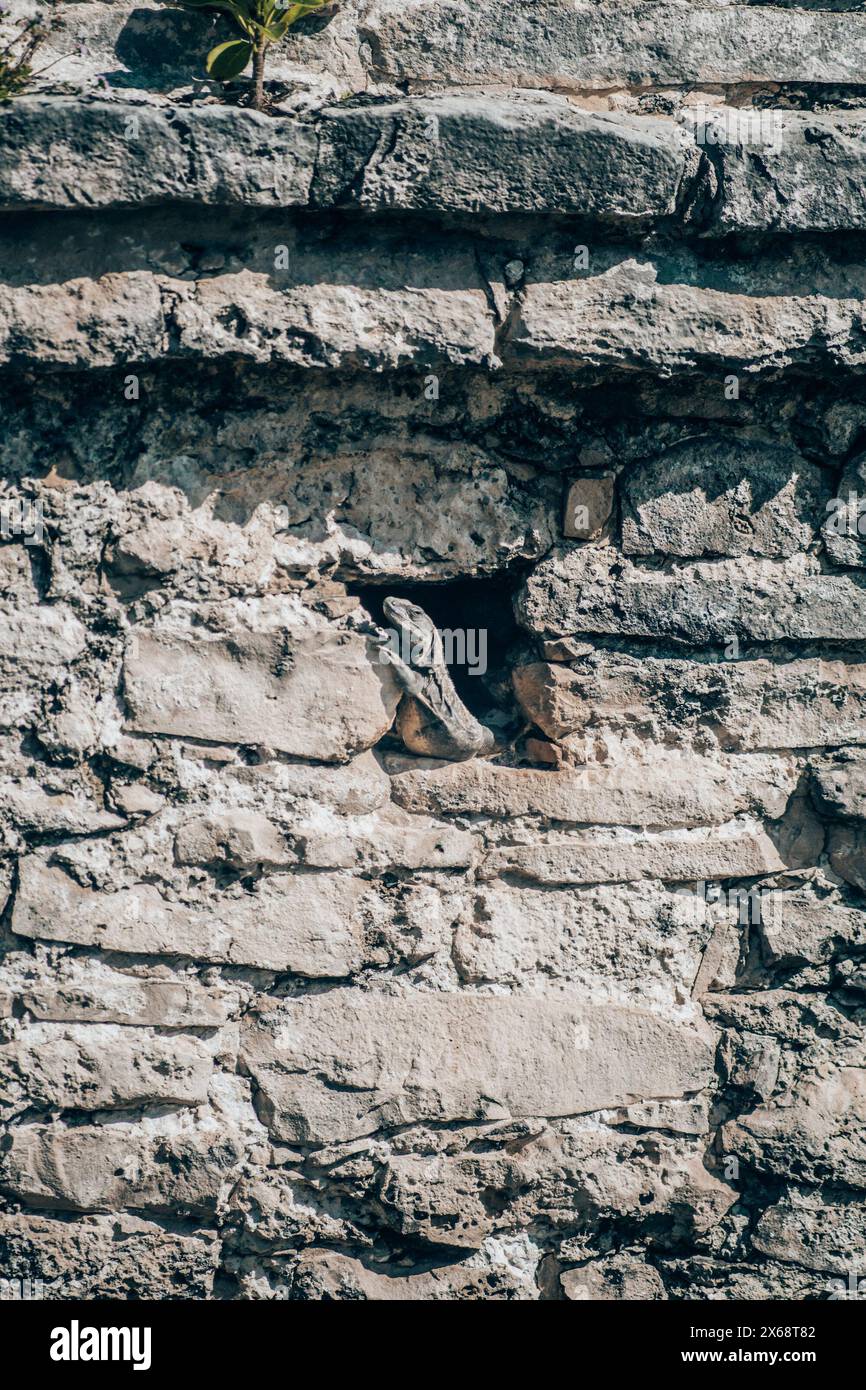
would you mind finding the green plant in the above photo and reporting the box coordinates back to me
[0,6,61,103]
[174,0,327,111]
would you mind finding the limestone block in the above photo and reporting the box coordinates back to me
[312,96,699,219]
[706,109,866,234]
[241,989,715,1144]
[752,1192,866,1276]
[517,549,866,644]
[561,1252,667,1301]
[0,98,316,210]
[18,958,232,1028]
[722,1068,866,1189]
[453,880,707,1010]
[562,475,615,540]
[482,810,823,886]
[298,822,475,871]
[174,813,292,869]
[123,622,399,762]
[514,654,866,753]
[12,857,369,976]
[828,825,866,893]
[0,1023,213,1116]
[390,754,796,828]
[621,437,829,559]
[363,1,866,92]
[812,750,866,820]
[0,1122,246,1214]
[0,1212,220,1300]
[509,256,866,375]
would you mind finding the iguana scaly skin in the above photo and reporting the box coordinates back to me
[378,597,496,761]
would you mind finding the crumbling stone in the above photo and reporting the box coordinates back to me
[0,0,864,1304]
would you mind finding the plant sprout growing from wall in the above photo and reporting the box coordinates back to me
[173,0,328,112]
[0,5,63,103]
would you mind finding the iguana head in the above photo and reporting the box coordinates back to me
[382,596,442,671]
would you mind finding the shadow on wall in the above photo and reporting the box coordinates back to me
[107,5,339,88]
[110,8,229,88]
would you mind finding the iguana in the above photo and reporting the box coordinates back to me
[375,596,496,761]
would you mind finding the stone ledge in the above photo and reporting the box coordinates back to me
[510,254,866,376]
[4,96,866,236]
[6,0,866,97]
[7,218,866,376]
[685,107,866,234]
[518,550,866,645]
[0,95,697,220]
[0,98,317,211]
[361,0,866,92]
[0,266,499,372]
[310,94,698,218]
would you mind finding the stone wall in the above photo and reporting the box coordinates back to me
[1,0,865,1301]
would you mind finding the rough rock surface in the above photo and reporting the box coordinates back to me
[0,0,864,1304]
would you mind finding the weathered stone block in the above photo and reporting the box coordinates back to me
[828,825,866,893]
[0,98,316,210]
[757,881,866,968]
[362,1,866,92]
[722,1067,866,1189]
[514,654,866,752]
[752,1191,866,1276]
[242,990,715,1144]
[705,110,866,234]
[0,262,498,371]
[812,750,866,820]
[174,813,291,869]
[822,453,866,567]
[312,96,699,220]
[0,602,87,666]
[509,256,866,374]
[563,475,615,540]
[0,1122,245,1214]
[123,623,399,762]
[0,1023,213,1116]
[453,880,708,1008]
[18,958,232,1028]
[390,755,795,827]
[298,822,475,871]
[482,808,823,886]
[0,0,363,95]
[517,549,866,644]
[0,1212,220,1300]
[561,1252,667,1301]
[0,783,124,837]
[291,1248,532,1301]
[620,437,828,559]
[12,857,369,976]
[369,1118,734,1249]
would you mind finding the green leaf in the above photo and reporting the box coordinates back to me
[270,0,326,37]
[230,0,258,24]
[205,37,253,79]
